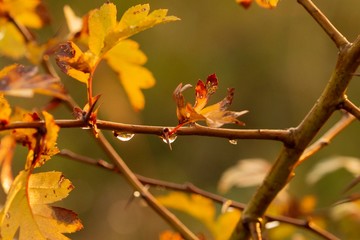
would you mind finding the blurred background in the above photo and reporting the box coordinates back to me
[2,0,360,239]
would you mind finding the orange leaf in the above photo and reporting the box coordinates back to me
[0,64,67,100]
[0,94,11,125]
[0,135,16,193]
[159,230,184,240]
[173,74,248,128]
[236,0,279,9]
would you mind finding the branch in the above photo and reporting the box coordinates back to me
[59,148,340,240]
[231,12,360,240]
[297,111,355,164]
[297,0,349,49]
[340,98,360,120]
[0,119,293,144]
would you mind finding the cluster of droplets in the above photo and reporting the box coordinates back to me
[113,129,238,148]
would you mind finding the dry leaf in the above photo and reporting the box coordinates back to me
[0,64,67,100]
[218,158,271,193]
[174,74,248,128]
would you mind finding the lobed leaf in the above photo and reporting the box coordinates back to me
[0,170,82,240]
[173,74,248,127]
[28,171,74,205]
[88,2,117,56]
[157,192,240,239]
[105,39,155,110]
[88,3,179,57]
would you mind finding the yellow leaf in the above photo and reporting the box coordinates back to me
[116,4,180,39]
[213,210,241,240]
[28,171,74,205]
[0,94,11,125]
[157,192,241,239]
[87,3,179,57]
[88,2,117,56]
[255,0,279,8]
[157,192,215,228]
[0,0,50,28]
[0,22,27,59]
[105,39,155,110]
[0,170,82,240]
[56,41,92,84]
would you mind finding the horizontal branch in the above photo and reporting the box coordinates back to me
[0,119,293,144]
[58,149,339,240]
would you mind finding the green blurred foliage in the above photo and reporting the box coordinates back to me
[1,0,360,239]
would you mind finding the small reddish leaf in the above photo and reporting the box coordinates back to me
[173,74,248,128]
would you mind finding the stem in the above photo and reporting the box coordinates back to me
[298,112,354,164]
[341,98,360,120]
[297,0,349,49]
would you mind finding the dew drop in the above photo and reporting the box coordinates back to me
[133,191,141,198]
[161,134,177,144]
[113,131,135,141]
[229,139,238,145]
[5,212,10,219]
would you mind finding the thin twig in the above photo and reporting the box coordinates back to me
[94,131,198,239]
[58,148,340,240]
[0,119,293,144]
[297,112,355,165]
[248,221,262,240]
[297,0,349,49]
[340,98,360,121]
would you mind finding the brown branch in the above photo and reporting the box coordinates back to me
[0,119,293,144]
[297,0,349,49]
[297,112,355,165]
[58,149,340,240]
[340,98,360,120]
[93,131,198,239]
